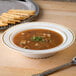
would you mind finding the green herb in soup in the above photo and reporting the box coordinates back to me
[13,29,63,50]
[31,36,43,41]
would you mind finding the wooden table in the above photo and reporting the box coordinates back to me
[0,0,76,76]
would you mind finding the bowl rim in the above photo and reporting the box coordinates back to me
[2,22,75,54]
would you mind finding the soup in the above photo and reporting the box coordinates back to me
[13,29,63,50]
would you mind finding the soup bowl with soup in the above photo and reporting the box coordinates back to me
[3,22,75,58]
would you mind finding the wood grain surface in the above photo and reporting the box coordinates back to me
[0,0,76,76]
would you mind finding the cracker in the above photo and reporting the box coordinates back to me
[8,9,35,15]
[1,15,21,23]
[8,12,30,17]
[0,16,16,24]
[2,13,29,20]
[0,20,8,26]
[7,12,30,20]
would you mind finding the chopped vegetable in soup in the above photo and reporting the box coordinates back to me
[13,29,63,50]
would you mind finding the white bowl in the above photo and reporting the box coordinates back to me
[2,22,75,58]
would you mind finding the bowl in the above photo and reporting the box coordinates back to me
[2,22,75,58]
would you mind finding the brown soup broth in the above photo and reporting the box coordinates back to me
[13,29,63,50]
